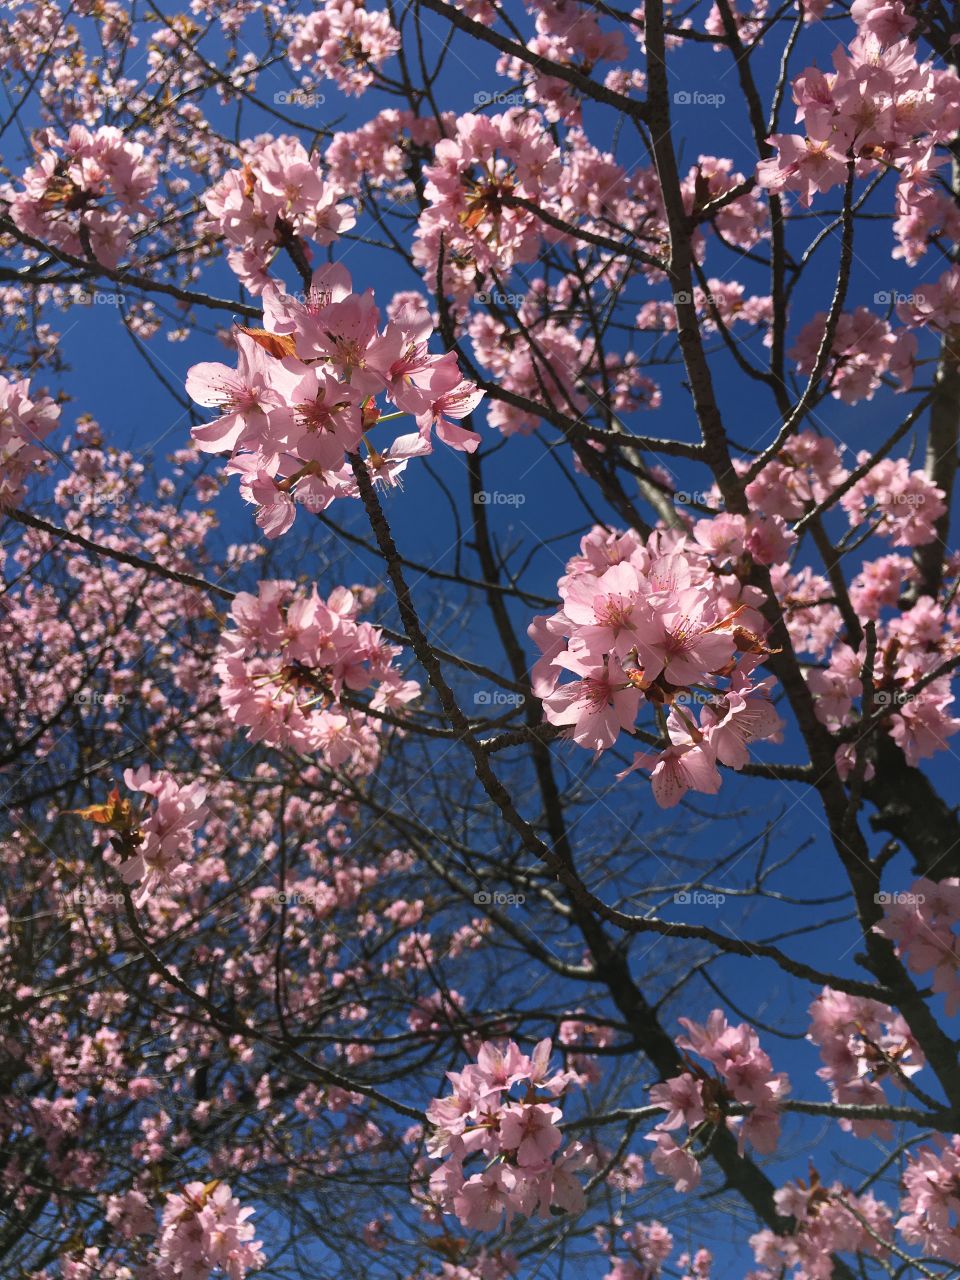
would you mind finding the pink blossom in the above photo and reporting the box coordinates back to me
[618,743,722,808]
[648,1134,701,1191]
[0,374,60,507]
[426,1039,586,1230]
[542,653,641,751]
[116,767,208,905]
[186,334,289,454]
[159,1181,264,1280]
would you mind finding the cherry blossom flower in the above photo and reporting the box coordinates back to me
[186,262,485,530]
[425,1038,587,1231]
[215,580,419,774]
[0,374,60,507]
[113,767,208,905]
[159,1180,264,1280]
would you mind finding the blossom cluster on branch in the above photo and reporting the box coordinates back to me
[4,124,157,266]
[215,579,420,769]
[186,261,484,536]
[0,373,59,507]
[425,1039,590,1230]
[531,526,784,806]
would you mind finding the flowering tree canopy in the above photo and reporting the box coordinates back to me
[4,0,960,1277]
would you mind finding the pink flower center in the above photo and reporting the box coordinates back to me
[581,676,612,708]
[596,593,632,629]
[664,618,698,655]
[330,336,367,370]
[304,287,336,316]
[220,376,263,414]
[297,396,343,432]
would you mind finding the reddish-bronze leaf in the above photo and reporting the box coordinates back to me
[66,786,132,827]
[236,326,298,359]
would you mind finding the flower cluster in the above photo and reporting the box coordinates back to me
[201,139,356,294]
[801,619,960,767]
[737,433,960,768]
[186,262,484,535]
[69,768,208,906]
[790,308,916,404]
[750,1172,893,1279]
[807,987,924,1138]
[558,1012,615,1086]
[840,454,946,547]
[117,767,210,905]
[897,264,960,330]
[893,166,960,264]
[468,281,606,436]
[4,124,157,266]
[425,1039,589,1230]
[495,5,627,125]
[158,1180,264,1280]
[604,1223,669,1279]
[603,1222,712,1280]
[415,110,562,292]
[757,18,960,208]
[0,373,60,507]
[679,1012,791,1151]
[898,1136,960,1262]
[681,156,769,250]
[703,0,767,48]
[288,0,401,97]
[745,429,947,550]
[417,1251,519,1280]
[638,280,772,338]
[875,879,960,1015]
[648,1010,789,1193]
[743,430,847,520]
[325,109,447,201]
[215,579,420,772]
[106,1188,155,1240]
[531,526,783,807]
